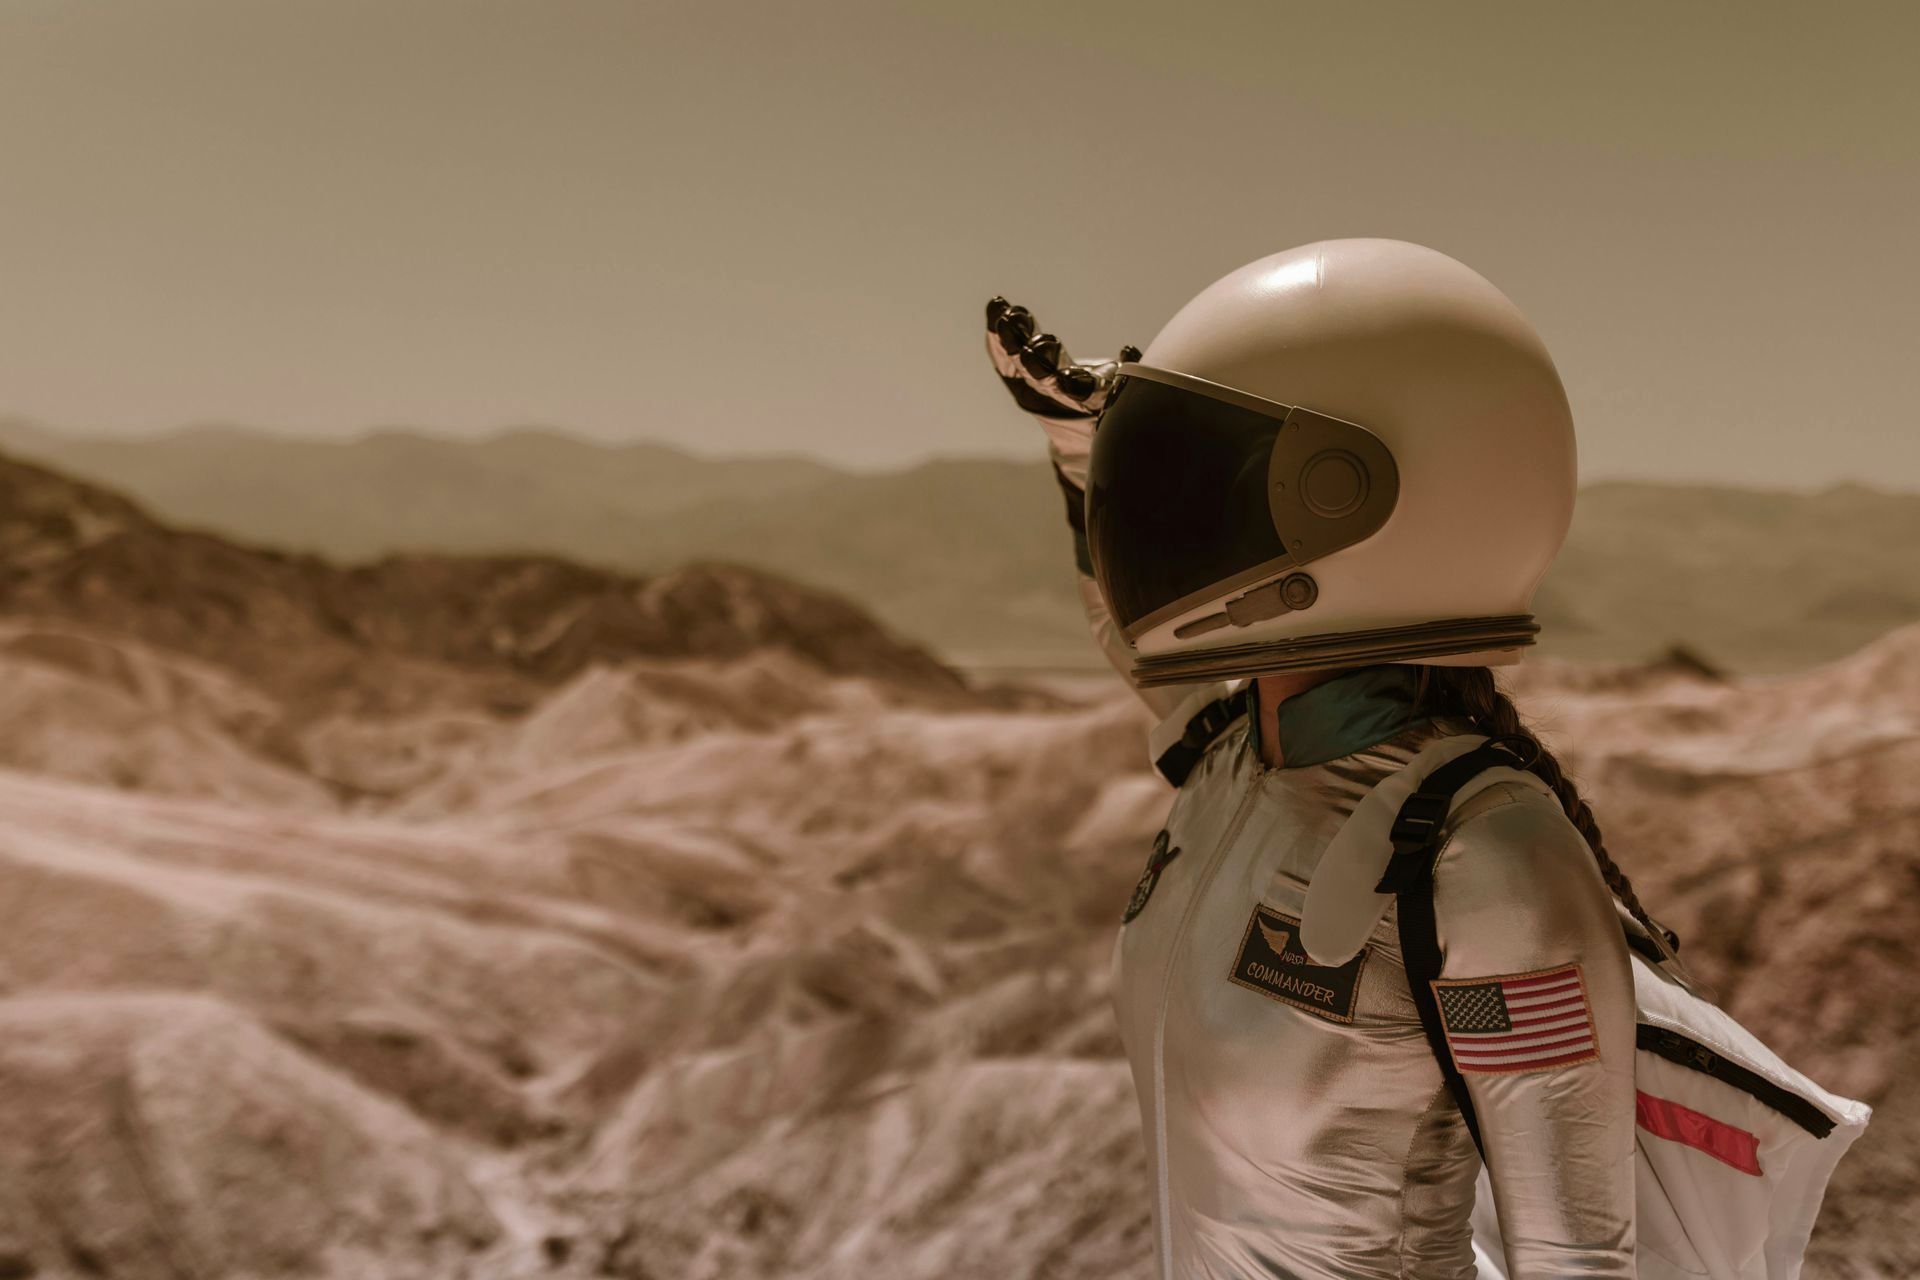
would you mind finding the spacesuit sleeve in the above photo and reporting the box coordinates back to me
[1429,783,1638,1278]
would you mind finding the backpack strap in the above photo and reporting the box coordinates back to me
[1373,735,1543,1161]
[1153,686,1253,786]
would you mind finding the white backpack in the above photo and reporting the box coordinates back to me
[1301,733,1872,1279]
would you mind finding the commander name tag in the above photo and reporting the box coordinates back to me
[1228,905,1369,1023]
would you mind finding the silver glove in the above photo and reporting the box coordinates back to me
[984,296,1138,486]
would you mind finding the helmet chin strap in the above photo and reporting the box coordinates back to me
[1131,615,1539,687]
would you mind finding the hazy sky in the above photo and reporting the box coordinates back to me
[1,1,1916,488]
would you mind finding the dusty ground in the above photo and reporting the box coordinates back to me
[0,455,1910,1278]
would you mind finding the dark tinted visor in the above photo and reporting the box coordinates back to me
[1086,372,1294,636]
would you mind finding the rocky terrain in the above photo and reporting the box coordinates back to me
[0,453,1910,1278]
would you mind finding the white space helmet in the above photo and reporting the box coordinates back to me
[1086,238,1576,687]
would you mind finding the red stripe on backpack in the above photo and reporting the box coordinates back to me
[1635,1090,1763,1176]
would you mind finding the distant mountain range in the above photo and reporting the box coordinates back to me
[0,448,977,723]
[3,418,1915,672]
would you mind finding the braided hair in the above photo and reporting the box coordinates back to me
[1413,664,1680,958]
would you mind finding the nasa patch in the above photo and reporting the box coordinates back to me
[1229,905,1369,1023]
[1121,829,1181,924]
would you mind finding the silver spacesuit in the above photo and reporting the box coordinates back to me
[988,238,1873,1279]
[984,245,1640,1275]
[1105,670,1637,1278]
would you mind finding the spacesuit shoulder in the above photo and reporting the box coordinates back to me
[1428,779,1624,967]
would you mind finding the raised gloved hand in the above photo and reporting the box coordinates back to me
[984,296,1139,488]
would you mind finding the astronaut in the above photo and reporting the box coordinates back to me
[986,240,1655,1278]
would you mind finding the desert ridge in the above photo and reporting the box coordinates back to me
[4,425,1918,674]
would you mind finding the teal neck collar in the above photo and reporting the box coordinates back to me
[1247,664,1427,768]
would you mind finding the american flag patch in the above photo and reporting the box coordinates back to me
[1432,964,1599,1075]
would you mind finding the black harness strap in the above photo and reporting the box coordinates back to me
[1153,687,1254,787]
[1636,1025,1837,1138]
[1373,739,1537,1159]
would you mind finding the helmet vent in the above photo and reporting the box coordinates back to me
[1301,450,1368,518]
